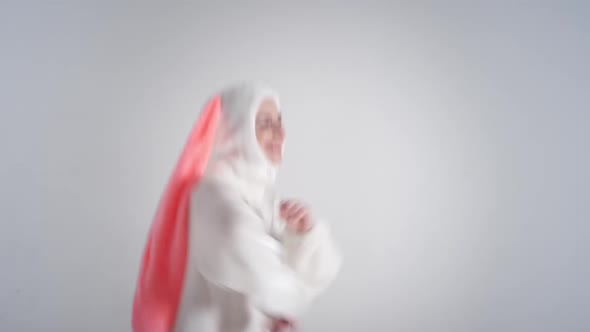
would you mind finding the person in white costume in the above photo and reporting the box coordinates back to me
[174,83,342,332]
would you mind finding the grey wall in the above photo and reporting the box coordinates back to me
[1,1,588,331]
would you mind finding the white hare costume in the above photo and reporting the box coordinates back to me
[132,82,341,332]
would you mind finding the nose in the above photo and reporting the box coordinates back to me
[271,123,284,139]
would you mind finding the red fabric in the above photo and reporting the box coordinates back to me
[132,96,221,332]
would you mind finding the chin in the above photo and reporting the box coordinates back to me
[270,155,283,165]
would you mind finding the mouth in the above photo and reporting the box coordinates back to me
[268,143,282,154]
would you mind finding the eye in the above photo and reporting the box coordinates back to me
[257,119,271,129]
[256,114,282,131]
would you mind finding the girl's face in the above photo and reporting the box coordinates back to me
[255,98,285,165]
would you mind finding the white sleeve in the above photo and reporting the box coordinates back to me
[282,220,342,296]
[190,183,311,319]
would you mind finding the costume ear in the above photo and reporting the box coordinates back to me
[177,95,222,181]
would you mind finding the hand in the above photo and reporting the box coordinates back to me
[280,200,314,234]
[270,318,294,332]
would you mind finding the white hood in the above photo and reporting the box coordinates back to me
[204,82,281,200]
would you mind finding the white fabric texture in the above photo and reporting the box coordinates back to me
[174,83,342,332]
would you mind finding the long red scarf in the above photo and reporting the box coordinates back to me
[132,96,221,332]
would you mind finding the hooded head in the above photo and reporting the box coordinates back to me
[206,82,285,191]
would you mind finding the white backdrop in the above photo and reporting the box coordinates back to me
[1,2,589,331]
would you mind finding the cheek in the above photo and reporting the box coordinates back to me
[255,128,265,141]
[257,130,272,145]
